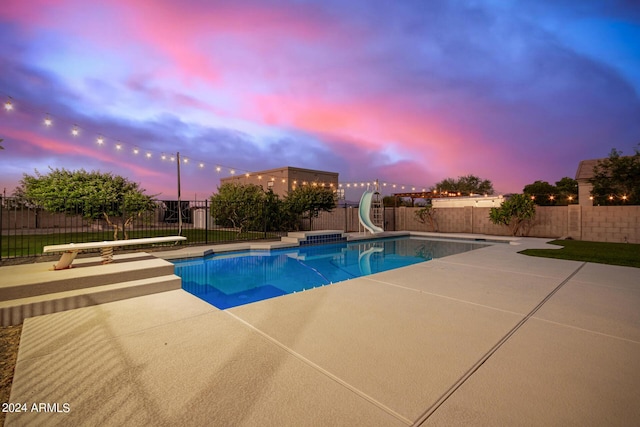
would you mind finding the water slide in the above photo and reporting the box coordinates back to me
[358,245,384,275]
[358,191,384,234]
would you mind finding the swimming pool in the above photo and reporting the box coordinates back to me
[173,236,489,309]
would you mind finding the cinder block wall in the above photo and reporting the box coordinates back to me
[391,205,639,243]
[581,206,640,243]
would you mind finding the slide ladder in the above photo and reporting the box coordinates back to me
[358,191,384,234]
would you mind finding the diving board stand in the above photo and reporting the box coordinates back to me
[43,236,187,270]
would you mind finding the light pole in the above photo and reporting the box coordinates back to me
[176,152,182,235]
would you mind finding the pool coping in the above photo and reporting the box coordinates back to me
[153,231,516,262]
[7,234,639,425]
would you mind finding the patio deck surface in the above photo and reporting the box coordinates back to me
[5,235,640,426]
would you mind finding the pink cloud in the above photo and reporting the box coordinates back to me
[3,127,164,180]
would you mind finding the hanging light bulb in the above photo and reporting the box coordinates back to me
[96,135,104,145]
[71,125,79,136]
[161,153,167,160]
[199,162,204,168]
[133,147,139,154]
[146,152,152,159]
[115,143,122,150]
[183,157,189,163]
[44,115,52,126]
[4,98,13,111]
[230,169,235,175]
[215,166,221,172]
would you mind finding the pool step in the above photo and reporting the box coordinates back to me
[280,230,347,245]
[0,252,182,326]
[0,275,181,326]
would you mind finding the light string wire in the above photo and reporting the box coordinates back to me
[2,93,437,192]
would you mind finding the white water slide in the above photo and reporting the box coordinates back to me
[358,191,384,234]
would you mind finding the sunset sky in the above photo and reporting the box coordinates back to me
[1,0,639,200]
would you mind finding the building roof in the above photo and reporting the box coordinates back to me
[221,166,338,180]
[575,158,602,181]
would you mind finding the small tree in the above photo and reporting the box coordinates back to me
[590,146,640,205]
[414,206,438,231]
[489,194,536,236]
[210,183,267,235]
[284,185,336,230]
[263,189,292,231]
[16,168,156,240]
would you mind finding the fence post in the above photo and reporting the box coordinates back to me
[263,200,267,239]
[205,199,209,244]
[0,195,3,261]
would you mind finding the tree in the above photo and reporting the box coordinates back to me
[432,174,494,195]
[414,206,438,231]
[590,146,640,205]
[210,183,267,235]
[523,180,556,206]
[16,168,156,239]
[489,194,536,236]
[523,177,578,205]
[555,177,578,204]
[263,188,291,232]
[284,185,336,230]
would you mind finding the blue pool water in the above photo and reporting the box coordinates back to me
[173,236,488,309]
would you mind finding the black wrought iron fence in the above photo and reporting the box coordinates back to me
[0,197,367,260]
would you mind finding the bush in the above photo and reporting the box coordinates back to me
[489,194,535,236]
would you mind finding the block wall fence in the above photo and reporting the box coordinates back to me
[316,205,640,244]
[392,205,640,243]
[3,204,638,244]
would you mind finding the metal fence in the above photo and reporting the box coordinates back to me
[0,197,370,260]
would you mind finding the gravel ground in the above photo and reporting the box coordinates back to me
[0,325,22,426]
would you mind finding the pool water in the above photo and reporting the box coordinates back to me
[173,236,488,309]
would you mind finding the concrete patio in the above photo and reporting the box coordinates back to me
[4,236,640,426]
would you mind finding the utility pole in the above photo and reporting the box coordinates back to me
[177,152,182,235]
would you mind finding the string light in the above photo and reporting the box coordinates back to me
[4,93,443,192]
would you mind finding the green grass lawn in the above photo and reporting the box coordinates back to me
[520,239,640,268]
[1,229,281,258]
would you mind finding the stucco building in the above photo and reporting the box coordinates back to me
[220,166,339,197]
